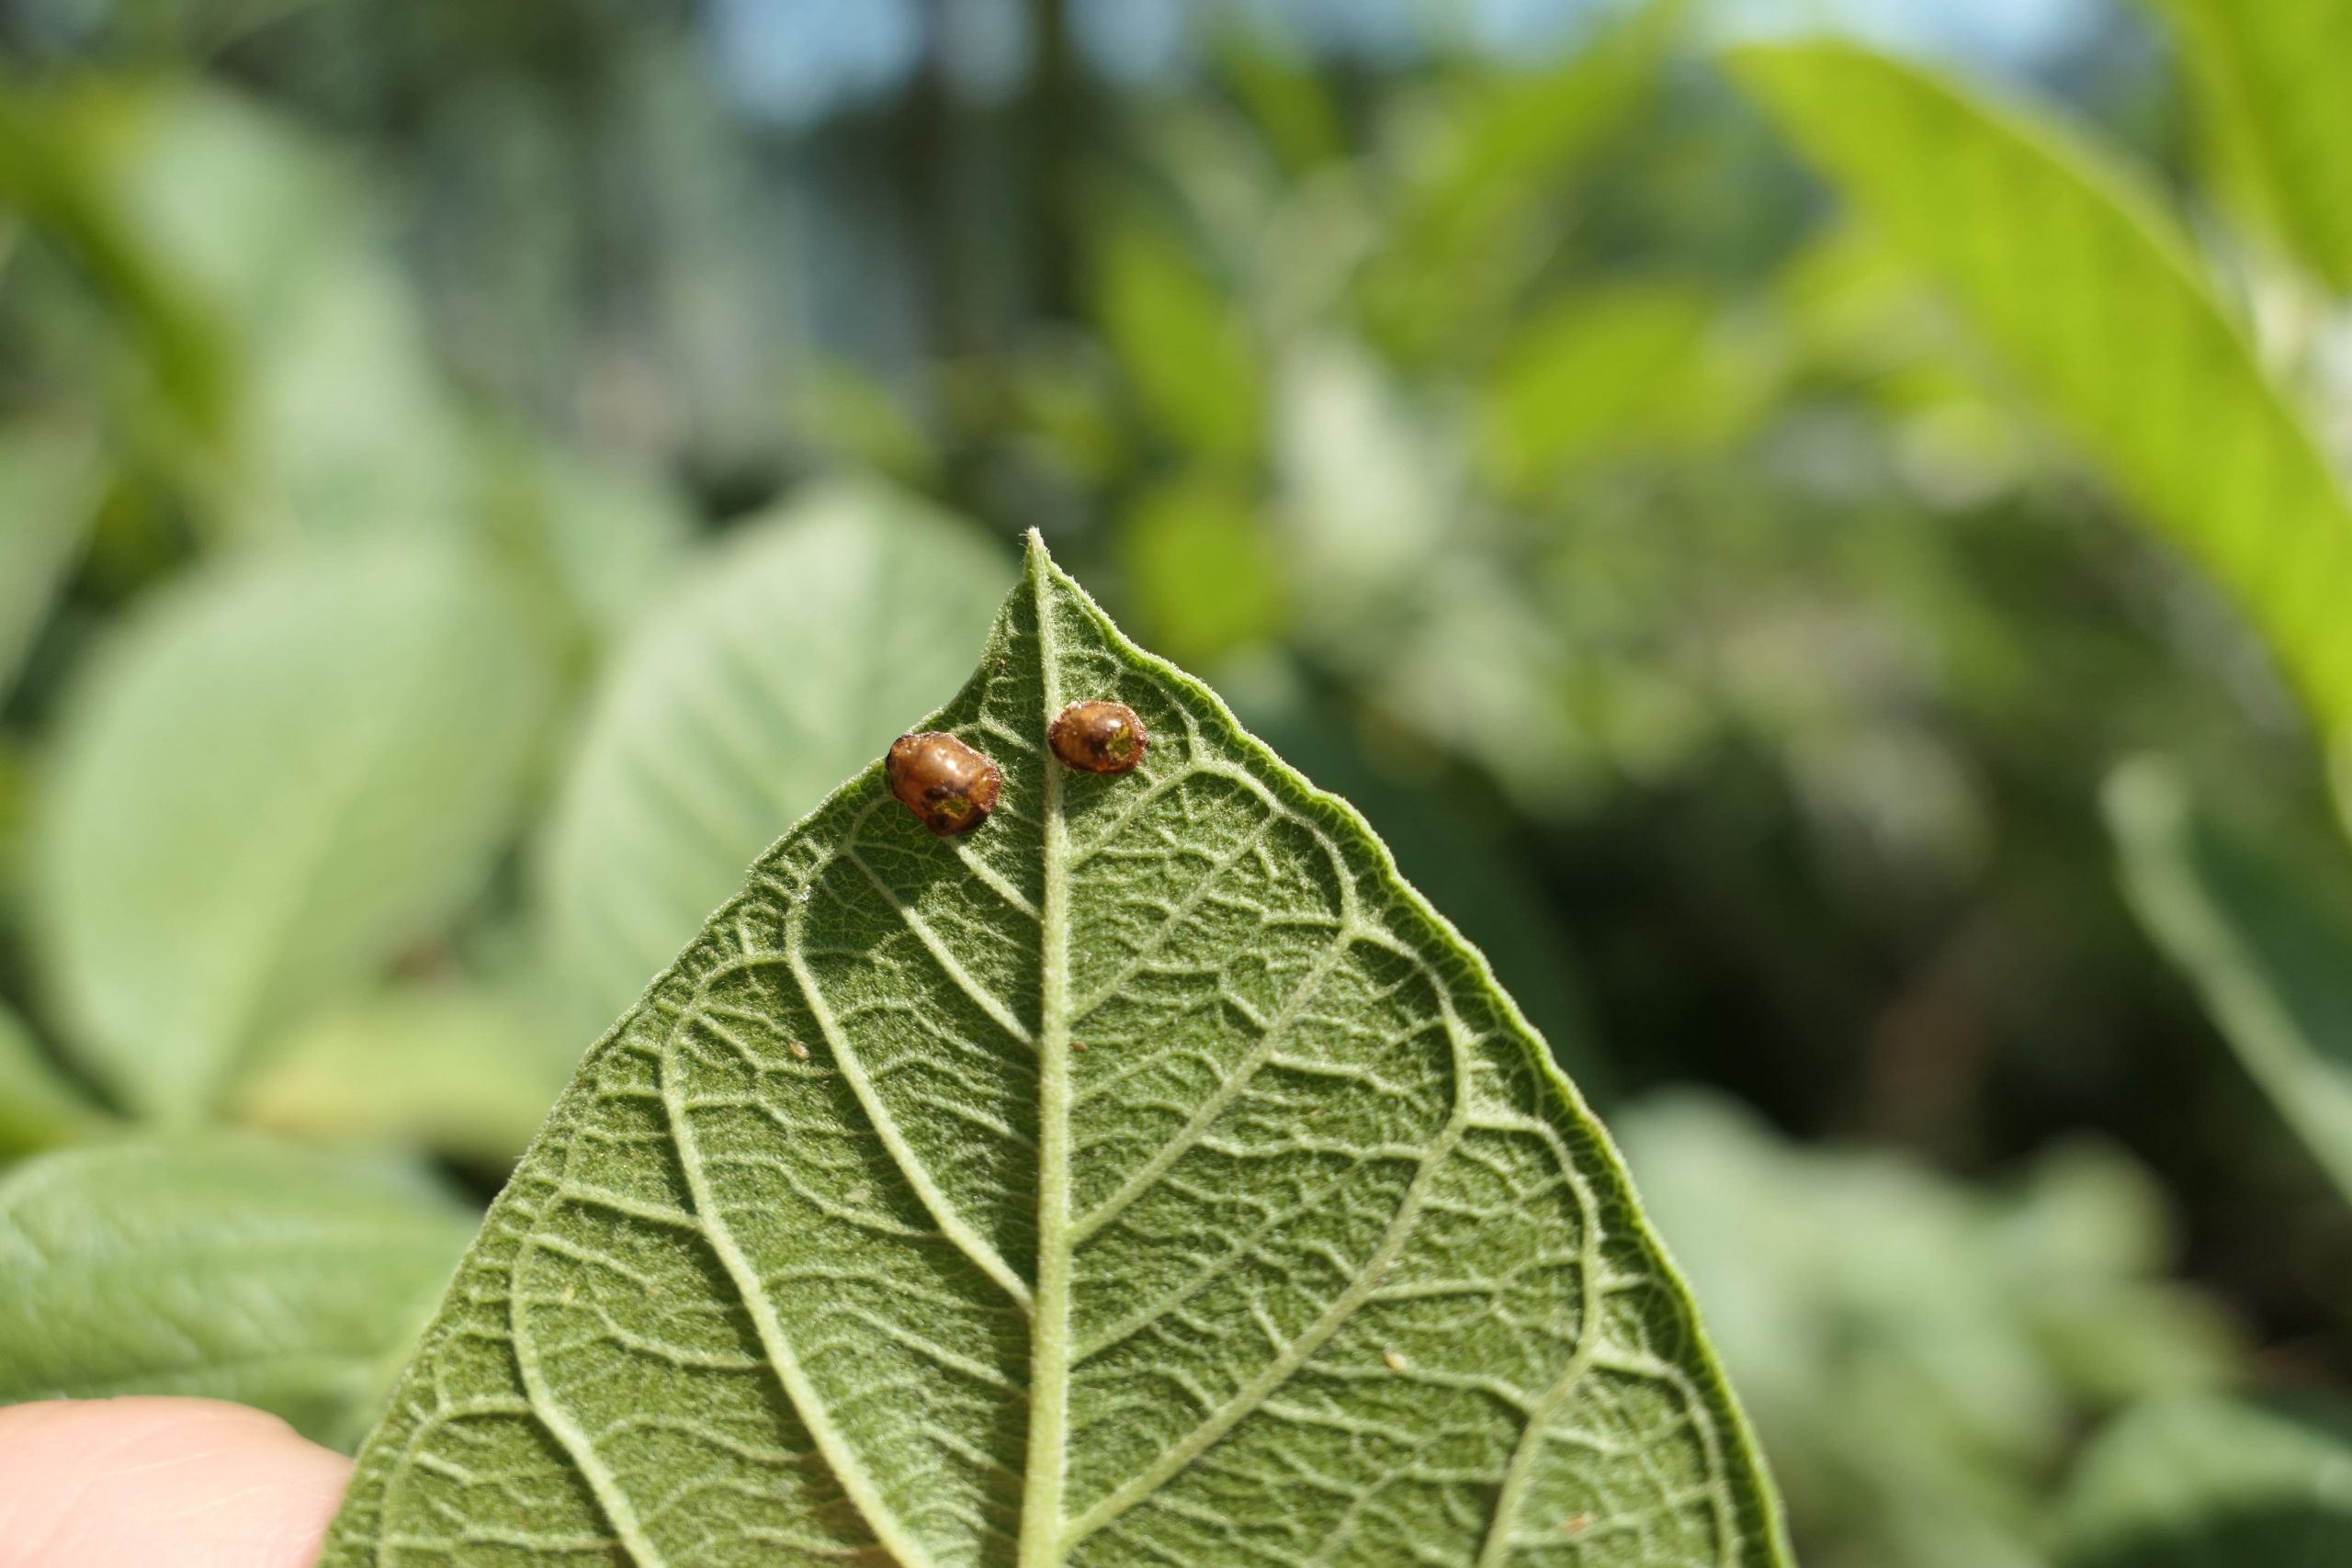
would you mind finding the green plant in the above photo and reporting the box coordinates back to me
[1733,24,2352,1561]
[6,10,2349,1564]
[317,537,1790,1565]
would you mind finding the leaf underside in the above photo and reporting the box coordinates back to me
[325,537,1783,1566]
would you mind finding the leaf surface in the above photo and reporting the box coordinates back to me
[34,542,556,1118]
[2143,0,2352,292]
[1732,44,2352,758]
[2105,758,2352,1206]
[542,484,1008,1022]
[0,1135,475,1449]
[327,536,1785,1566]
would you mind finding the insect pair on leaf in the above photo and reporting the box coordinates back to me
[885,699,1148,837]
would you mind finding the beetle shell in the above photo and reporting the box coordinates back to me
[885,731,1003,836]
[1048,700,1148,775]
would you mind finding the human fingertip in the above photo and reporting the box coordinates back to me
[0,1397,351,1568]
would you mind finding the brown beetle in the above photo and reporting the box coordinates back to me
[886,731,1003,835]
[1048,700,1148,774]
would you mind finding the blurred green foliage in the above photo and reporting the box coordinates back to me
[2059,1391,2352,1565]
[1624,1092,2231,1568]
[3,1,2352,1562]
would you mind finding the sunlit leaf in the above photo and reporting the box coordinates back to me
[786,359,943,487]
[1733,44,2352,762]
[0,83,232,444]
[1218,33,1347,175]
[2061,1392,2352,1567]
[105,82,470,539]
[0,1135,475,1449]
[326,536,1787,1567]
[34,542,557,1120]
[2143,0,2352,293]
[2104,757,2352,1207]
[542,483,1009,1022]
[245,246,470,538]
[0,999,111,1158]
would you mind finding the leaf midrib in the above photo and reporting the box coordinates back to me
[1019,547,1078,1568]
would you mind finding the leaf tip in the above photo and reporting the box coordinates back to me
[1019,526,1079,601]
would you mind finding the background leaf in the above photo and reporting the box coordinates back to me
[0,998,111,1157]
[1479,283,1766,491]
[2104,758,2352,1206]
[540,481,1008,1021]
[2061,1392,2352,1566]
[0,419,102,700]
[326,539,1787,1567]
[89,81,469,539]
[0,1135,475,1449]
[1092,220,1265,464]
[497,446,695,645]
[1360,2,1678,358]
[1731,43,2352,761]
[232,980,579,1168]
[2142,0,2352,292]
[33,541,557,1119]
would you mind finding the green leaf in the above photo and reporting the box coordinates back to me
[1231,673,1611,1101]
[0,1135,476,1449]
[0,999,111,1158]
[542,483,1008,1023]
[232,980,578,1168]
[0,83,233,447]
[1731,44,2352,759]
[2,80,469,540]
[0,419,102,700]
[1360,3,1679,359]
[33,542,556,1120]
[1479,283,1766,491]
[492,443,696,645]
[1093,220,1265,463]
[95,82,470,540]
[327,536,1787,1566]
[1217,34,1347,175]
[1118,473,1288,670]
[2143,0,2352,293]
[2061,1393,2352,1567]
[2104,758,2352,1206]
